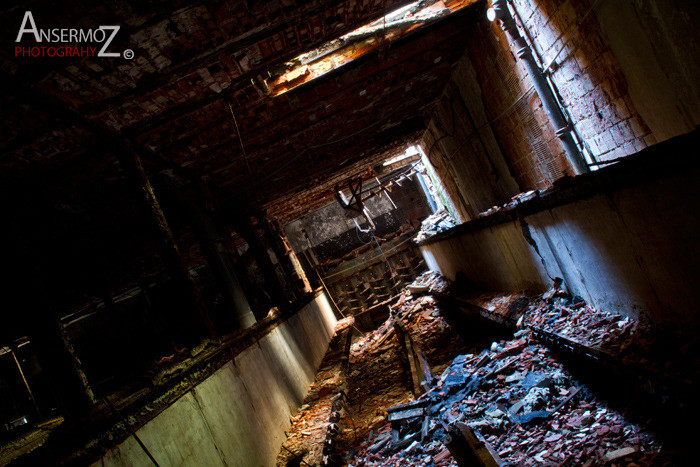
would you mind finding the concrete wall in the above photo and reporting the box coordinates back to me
[285,193,396,250]
[594,0,700,142]
[420,57,521,220]
[284,176,431,261]
[93,293,337,467]
[420,134,700,327]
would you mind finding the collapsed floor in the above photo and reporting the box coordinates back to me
[276,272,696,466]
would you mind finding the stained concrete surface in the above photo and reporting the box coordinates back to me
[595,0,700,140]
[94,294,337,467]
[420,142,700,327]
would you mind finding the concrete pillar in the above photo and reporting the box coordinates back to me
[228,213,289,313]
[260,217,310,298]
[416,172,438,213]
[10,221,96,422]
[173,188,256,329]
[116,143,217,339]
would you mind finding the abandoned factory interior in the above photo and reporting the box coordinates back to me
[1,0,699,465]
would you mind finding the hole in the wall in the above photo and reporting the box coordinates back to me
[261,1,477,97]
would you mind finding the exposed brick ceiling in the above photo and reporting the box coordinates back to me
[0,0,480,306]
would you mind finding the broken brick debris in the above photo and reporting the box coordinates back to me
[275,317,354,467]
[436,276,697,393]
[478,190,540,218]
[282,272,688,466]
[413,210,457,243]
[342,273,675,466]
[346,330,662,466]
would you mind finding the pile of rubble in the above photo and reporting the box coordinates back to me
[525,294,637,353]
[394,293,466,371]
[466,280,697,386]
[462,279,640,355]
[349,286,469,384]
[346,331,663,466]
[338,289,471,458]
[342,323,415,453]
[478,190,540,217]
[413,210,456,243]
[406,270,451,294]
[342,273,685,465]
[276,317,354,466]
[282,271,688,466]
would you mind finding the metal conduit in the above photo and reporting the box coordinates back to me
[489,0,589,175]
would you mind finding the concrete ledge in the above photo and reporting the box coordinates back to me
[419,129,700,246]
[92,293,337,466]
[419,130,700,327]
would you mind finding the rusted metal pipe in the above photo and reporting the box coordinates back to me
[489,0,588,175]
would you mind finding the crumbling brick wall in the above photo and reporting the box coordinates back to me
[469,0,654,189]
[423,0,657,201]
[509,0,652,159]
[468,0,655,189]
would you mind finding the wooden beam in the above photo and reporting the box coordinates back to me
[393,321,423,396]
[444,422,504,467]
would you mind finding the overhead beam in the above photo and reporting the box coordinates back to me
[84,0,416,119]
[150,23,463,156]
[2,5,468,165]
[122,2,473,137]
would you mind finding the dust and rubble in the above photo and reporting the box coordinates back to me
[278,271,691,466]
[276,317,354,466]
[413,210,457,243]
[345,334,662,466]
[336,284,471,462]
[478,190,540,218]
[451,277,698,389]
[412,190,541,243]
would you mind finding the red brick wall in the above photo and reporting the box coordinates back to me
[466,17,570,191]
[423,0,656,198]
[509,0,652,158]
[475,0,656,186]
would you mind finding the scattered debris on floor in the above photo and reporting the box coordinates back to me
[405,270,450,294]
[279,271,690,466]
[276,317,354,467]
[413,210,456,243]
[461,279,698,388]
[347,332,662,466]
[337,284,471,463]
